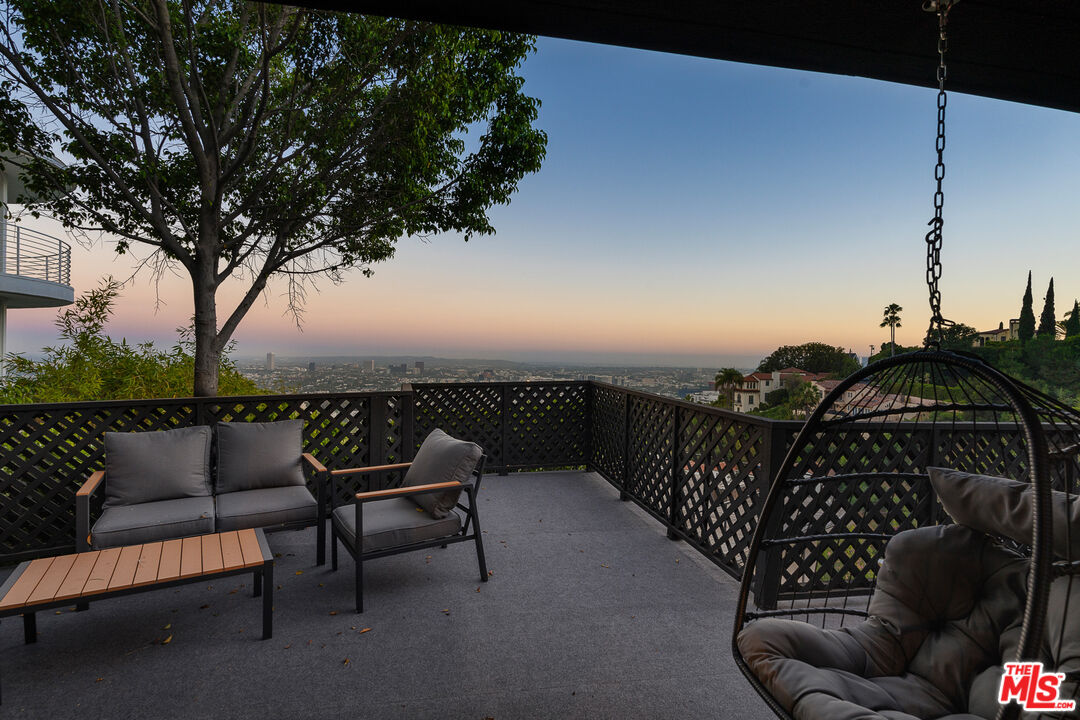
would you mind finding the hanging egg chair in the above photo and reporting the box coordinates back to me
[731,4,1080,720]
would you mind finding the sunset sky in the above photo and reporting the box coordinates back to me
[7,36,1080,367]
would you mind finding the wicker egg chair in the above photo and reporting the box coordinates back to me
[731,349,1080,720]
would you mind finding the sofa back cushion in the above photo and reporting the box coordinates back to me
[404,429,482,519]
[104,426,212,507]
[215,420,306,494]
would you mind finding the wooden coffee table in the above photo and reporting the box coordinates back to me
[0,528,274,703]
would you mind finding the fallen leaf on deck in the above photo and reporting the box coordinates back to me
[476,587,481,592]
[600,564,610,568]
[442,609,450,615]
[284,644,292,649]
[295,570,303,575]
[343,658,350,666]
[359,627,371,634]
[488,570,494,576]
[199,604,210,609]
[228,589,238,595]
[161,635,172,645]
[96,677,104,683]
[329,611,338,616]
[163,624,171,630]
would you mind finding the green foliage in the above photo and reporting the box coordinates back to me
[1065,300,1080,338]
[0,2,547,394]
[971,336,1080,408]
[0,279,260,403]
[1038,277,1058,338]
[758,342,860,377]
[1019,271,1036,342]
[880,303,902,355]
[749,379,822,420]
[925,322,978,350]
[712,367,743,408]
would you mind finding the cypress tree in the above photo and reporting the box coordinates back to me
[1065,299,1080,338]
[1037,277,1057,338]
[1018,271,1036,342]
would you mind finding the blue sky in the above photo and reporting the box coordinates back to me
[8,36,1080,367]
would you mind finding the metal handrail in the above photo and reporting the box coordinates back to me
[0,223,71,285]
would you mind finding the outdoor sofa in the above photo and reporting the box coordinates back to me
[76,420,327,565]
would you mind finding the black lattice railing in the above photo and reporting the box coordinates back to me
[0,382,1049,587]
[586,384,796,580]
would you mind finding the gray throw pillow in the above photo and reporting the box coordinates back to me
[104,426,212,507]
[404,429,482,519]
[215,420,306,494]
[928,466,1080,560]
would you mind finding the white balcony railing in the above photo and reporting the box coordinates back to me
[0,223,71,285]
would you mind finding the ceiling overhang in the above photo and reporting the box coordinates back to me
[292,1,1080,114]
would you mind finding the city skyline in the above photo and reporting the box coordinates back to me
[5,35,1079,366]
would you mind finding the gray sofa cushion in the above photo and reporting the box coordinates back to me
[737,524,1028,719]
[404,429,482,519]
[216,486,318,532]
[215,420,305,494]
[332,498,461,552]
[91,496,215,549]
[928,466,1080,560]
[103,426,212,508]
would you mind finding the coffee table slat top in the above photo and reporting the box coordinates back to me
[0,529,267,612]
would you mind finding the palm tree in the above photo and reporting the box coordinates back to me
[714,367,744,409]
[880,303,903,356]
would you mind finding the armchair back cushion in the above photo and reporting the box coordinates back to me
[103,426,212,508]
[215,420,306,494]
[404,429,482,519]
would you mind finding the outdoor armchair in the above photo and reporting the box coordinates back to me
[329,428,488,613]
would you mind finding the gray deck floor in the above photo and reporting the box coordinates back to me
[0,471,768,719]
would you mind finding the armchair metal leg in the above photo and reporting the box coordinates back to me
[471,513,489,582]
[316,516,326,566]
[355,554,364,613]
[331,526,338,571]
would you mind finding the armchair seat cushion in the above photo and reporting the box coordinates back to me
[216,486,318,532]
[91,496,215,549]
[332,499,461,553]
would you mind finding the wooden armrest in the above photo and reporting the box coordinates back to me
[331,462,412,477]
[77,470,105,498]
[355,480,461,501]
[302,452,327,473]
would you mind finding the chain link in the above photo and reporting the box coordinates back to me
[924,1,954,348]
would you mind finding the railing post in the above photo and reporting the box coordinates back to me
[751,420,791,610]
[499,384,509,475]
[620,391,631,500]
[667,403,682,540]
[927,425,943,524]
[584,381,594,472]
[370,395,387,489]
[15,225,20,275]
[401,389,416,462]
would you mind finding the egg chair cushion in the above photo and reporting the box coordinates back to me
[737,524,1028,719]
[928,466,1080,560]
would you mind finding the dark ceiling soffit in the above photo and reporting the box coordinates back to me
[289,1,1080,114]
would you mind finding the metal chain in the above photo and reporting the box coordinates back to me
[924,0,954,348]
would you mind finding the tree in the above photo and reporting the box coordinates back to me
[0,2,546,396]
[1065,300,1080,338]
[758,342,860,377]
[713,367,743,409]
[880,303,902,356]
[1019,271,1036,342]
[0,278,259,403]
[924,322,978,350]
[786,379,822,417]
[1038,277,1057,338]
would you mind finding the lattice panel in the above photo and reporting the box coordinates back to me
[674,410,768,577]
[789,428,931,480]
[777,536,888,597]
[0,400,196,560]
[625,396,675,520]
[937,428,1026,480]
[590,384,626,484]
[413,384,502,466]
[506,383,588,468]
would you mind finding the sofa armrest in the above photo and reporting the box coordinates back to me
[76,470,105,552]
[355,480,468,503]
[331,462,412,477]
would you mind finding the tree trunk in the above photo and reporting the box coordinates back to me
[890,325,895,355]
[191,255,220,397]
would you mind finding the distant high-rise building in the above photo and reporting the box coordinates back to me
[389,363,408,376]
[414,361,424,375]
[308,361,316,372]
[265,352,275,371]
[366,359,375,371]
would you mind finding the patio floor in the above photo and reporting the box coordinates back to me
[0,471,766,719]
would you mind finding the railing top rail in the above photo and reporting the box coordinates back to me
[588,380,803,430]
[0,389,411,414]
